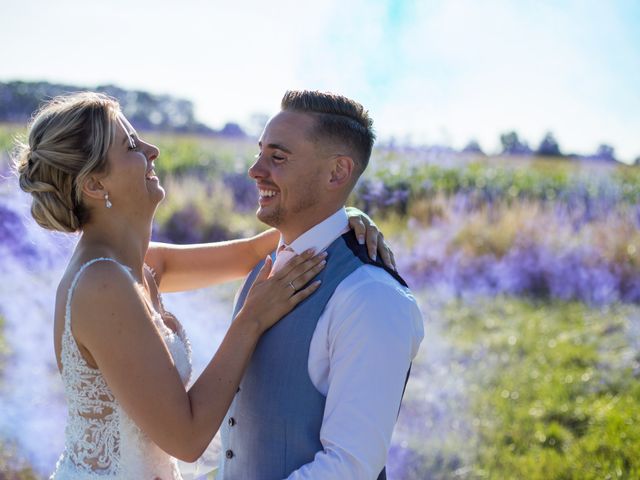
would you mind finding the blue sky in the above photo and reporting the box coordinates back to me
[1,0,639,161]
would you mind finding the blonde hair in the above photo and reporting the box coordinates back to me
[14,92,120,232]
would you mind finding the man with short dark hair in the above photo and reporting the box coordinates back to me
[219,90,424,479]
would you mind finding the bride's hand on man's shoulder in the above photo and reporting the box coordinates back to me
[346,207,397,271]
[239,249,327,333]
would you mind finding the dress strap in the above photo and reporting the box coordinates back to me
[64,257,133,332]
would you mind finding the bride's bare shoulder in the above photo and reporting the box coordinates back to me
[53,257,134,369]
[71,260,135,304]
[61,259,138,329]
[56,257,129,305]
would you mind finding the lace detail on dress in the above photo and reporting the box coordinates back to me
[52,258,192,479]
[59,258,124,474]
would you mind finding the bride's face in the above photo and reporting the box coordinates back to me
[99,115,164,216]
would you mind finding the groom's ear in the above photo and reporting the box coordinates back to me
[327,155,354,190]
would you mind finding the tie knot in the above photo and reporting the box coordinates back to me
[278,244,293,255]
[270,245,296,277]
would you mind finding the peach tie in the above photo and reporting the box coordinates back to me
[269,245,296,277]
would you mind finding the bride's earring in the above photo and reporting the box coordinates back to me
[104,193,112,209]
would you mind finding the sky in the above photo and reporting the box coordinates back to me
[1,0,639,162]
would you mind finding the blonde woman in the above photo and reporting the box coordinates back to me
[14,92,391,479]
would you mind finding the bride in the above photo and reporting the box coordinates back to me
[14,92,391,479]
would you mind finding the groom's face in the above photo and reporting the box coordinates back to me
[249,111,329,235]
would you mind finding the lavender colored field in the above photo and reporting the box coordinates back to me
[1,129,640,478]
[0,178,440,479]
[144,135,640,307]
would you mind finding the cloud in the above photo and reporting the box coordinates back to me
[1,0,638,160]
[265,0,638,159]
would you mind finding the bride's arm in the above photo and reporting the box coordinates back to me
[146,208,395,293]
[72,252,325,462]
[145,228,279,293]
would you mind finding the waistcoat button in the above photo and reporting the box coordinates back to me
[228,417,236,426]
[226,449,234,459]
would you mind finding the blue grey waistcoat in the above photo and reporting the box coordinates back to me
[219,231,408,480]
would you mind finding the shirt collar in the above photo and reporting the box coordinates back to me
[279,208,349,255]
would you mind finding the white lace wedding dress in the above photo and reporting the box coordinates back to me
[50,258,192,479]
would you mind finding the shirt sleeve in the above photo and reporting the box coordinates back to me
[286,272,424,479]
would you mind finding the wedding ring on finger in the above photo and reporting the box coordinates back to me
[288,281,296,293]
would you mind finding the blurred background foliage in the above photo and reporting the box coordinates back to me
[1,82,640,478]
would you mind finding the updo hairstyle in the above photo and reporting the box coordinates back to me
[14,92,120,232]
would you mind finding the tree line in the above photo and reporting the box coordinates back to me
[0,80,246,136]
[493,131,621,163]
[461,131,627,163]
[1,81,636,164]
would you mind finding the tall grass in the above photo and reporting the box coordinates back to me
[2,126,640,478]
[391,297,640,479]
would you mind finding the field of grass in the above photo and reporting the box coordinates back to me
[2,123,640,478]
[464,300,638,479]
[394,298,640,479]
[0,442,37,480]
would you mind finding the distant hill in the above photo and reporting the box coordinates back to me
[0,80,244,136]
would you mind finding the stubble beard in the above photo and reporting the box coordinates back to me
[256,205,283,228]
[256,182,320,233]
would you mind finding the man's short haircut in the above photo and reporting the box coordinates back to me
[280,90,375,174]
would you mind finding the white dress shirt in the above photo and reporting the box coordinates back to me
[280,208,425,479]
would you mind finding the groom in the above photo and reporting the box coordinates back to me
[219,90,424,479]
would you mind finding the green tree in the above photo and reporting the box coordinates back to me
[536,132,561,156]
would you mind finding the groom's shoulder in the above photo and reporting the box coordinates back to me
[336,264,419,310]
[328,265,424,355]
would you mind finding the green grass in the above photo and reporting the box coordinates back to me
[0,124,24,157]
[0,441,38,480]
[154,175,265,240]
[441,298,640,479]
[5,121,638,203]
[143,133,257,177]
